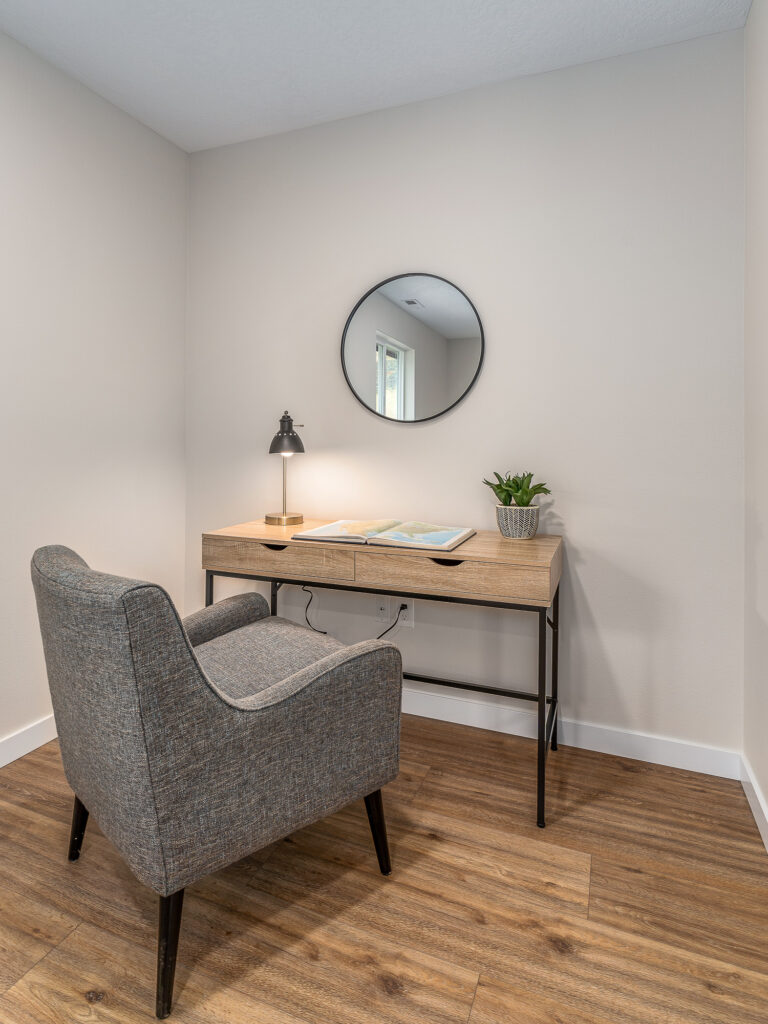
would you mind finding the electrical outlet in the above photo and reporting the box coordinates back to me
[375,598,391,623]
[398,599,415,628]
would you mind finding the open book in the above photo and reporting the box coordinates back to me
[292,519,475,552]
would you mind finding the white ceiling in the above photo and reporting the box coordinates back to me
[0,0,752,153]
[379,277,481,340]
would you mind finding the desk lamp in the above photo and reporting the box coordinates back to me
[265,411,305,526]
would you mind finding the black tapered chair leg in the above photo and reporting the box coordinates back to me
[156,889,184,1019]
[364,789,392,875]
[67,796,89,861]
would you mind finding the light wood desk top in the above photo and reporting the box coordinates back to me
[203,519,562,608]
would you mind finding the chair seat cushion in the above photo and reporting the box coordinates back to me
[194,616,344,700]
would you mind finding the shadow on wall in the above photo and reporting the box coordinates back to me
[744,505,768,746]
[563,542,664,735]
[745,505,768,630]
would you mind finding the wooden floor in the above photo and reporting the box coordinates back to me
[1,716,767,1023]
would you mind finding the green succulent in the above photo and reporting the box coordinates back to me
[483,471,551,508]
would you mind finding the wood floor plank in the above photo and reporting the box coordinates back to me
[0,883,78,993]
[385,759,432,805]
[0,922,310,1024]
[588,854,768,974]
[257,823,768,1023]
[290,803,592,919]
[1,889,476,1024]
[0,742,70,803]
[186,879,478,1024]
[469,975,614,1024]
[0,801,158,946]
[403,760,768,887]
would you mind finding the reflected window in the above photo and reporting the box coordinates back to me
[375,333,410,419]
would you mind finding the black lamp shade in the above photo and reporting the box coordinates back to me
[269,411,304,455]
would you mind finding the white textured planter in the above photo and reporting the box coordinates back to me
[495,504,539,539]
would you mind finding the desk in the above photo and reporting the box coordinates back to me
[202,519,563,827]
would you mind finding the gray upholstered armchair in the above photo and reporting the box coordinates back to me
[31,545,402,1018]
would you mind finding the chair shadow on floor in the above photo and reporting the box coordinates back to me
[173,799,431,1006]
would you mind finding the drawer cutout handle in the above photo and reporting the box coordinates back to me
[261,543,288,551]
[430,557,465,567]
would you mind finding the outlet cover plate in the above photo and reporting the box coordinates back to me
[399,599,415,628]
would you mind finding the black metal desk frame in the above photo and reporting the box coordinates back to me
[205,571,560,827]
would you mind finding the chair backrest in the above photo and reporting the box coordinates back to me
[30,545,191,892]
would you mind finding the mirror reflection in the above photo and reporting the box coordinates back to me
[341,274,483,422]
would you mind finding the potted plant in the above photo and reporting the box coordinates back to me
[483,471,551,539]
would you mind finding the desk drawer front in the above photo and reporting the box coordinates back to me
[203,537,354,580]
[355,551,550,602]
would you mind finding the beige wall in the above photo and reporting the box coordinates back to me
[0,34,187,755]
[187,33,745,756]
[744,0,768,830]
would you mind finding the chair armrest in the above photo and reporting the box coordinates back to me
[182,592,270,647]
[231,638,401,710]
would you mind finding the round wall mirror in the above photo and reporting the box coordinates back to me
[341,273,484,422]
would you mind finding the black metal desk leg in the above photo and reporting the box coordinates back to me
[537,608,547,828]
[270,581,279,616]
[551,586,559,751]
[205,571,214,607]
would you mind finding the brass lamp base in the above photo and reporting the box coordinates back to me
[264,512,304,526]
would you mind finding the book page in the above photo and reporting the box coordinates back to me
[371,522,475,550]
[293,519,400,541]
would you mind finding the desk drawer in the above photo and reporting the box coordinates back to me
[203,537,354,580]
[355,551,550,602]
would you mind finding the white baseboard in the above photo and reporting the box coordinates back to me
[402,681,742,779]
[0,714,57,769]
[741,755,768,851]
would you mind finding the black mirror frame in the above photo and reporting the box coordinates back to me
[340,272,485,424]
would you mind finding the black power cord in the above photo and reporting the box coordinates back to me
[301,586,327,634]
[300,587,406,640]
[377,603,408,640]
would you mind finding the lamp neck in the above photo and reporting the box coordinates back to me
[282,456,287,515]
